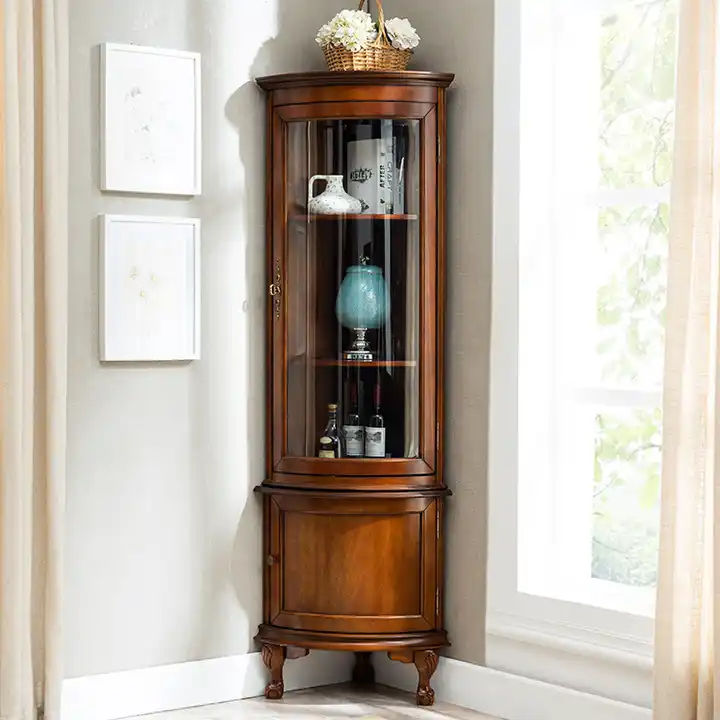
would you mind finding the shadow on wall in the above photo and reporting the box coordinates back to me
[436,0,492,667]
[185,0,329,664]
[382,0,493,666]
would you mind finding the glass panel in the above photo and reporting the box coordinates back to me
[593,203,668,387]
[286,119,421,460]
[592,406,662,587]
[599,0,678,190]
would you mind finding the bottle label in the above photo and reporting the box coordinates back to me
[365,427,386,458]
[344,426,365,457]
[319,436,335,459]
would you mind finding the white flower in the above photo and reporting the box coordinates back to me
[316,10,378,53]
[384,17,420,51]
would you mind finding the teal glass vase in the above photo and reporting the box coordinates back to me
[335,259,389,361]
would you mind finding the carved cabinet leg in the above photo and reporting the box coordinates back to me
[387,649,440,706]
[352,651,375,686]
[413,650,439,706]
[261,644,286,699]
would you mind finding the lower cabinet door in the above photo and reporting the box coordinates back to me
[266,492,439,634]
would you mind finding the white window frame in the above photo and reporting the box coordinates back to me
[489,0,661,687]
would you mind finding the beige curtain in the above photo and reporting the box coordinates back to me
[0,0,68,719]
[653,0,720,718]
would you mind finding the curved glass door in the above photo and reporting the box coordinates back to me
[277,114,435,474]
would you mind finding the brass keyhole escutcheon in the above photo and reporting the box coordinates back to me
[269,259,282,320]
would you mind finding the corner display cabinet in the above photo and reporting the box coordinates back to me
[254,71,454,706]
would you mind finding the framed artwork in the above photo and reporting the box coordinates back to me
[100,43,202,195]
[99,215,201,362]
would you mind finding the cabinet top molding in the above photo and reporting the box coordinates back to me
[255,71,455,91]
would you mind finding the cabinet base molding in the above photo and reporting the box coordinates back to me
[256,624,449,652]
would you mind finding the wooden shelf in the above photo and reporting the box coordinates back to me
[292,213,418,221]
[313,359,417,368]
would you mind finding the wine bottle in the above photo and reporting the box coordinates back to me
[343,381,364,458]
[318,403,340,458]
[364,382,386,458]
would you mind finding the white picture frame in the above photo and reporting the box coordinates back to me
[100,43,202,195]
[99,215,201,362]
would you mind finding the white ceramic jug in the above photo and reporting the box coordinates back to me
[308,175,363,215]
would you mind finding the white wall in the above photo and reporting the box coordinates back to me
[66,0,339,678]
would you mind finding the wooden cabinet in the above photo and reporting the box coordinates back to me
[255,71,454,706]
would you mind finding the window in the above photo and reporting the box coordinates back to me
[514,0,677,617]
[592,0,675,591]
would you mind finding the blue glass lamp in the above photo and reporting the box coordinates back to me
[335,256,390,361]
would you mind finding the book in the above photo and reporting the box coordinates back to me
[347,134,395,214]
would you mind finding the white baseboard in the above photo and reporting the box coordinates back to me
[61,650,354,720]
[374,653,651,720]
[61,646,652,720]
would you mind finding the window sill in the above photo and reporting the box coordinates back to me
[487,608,653,671]
[486,605,654,707]
[520,577,656,619]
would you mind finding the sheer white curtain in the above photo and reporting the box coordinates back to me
[0,1,68,719]
[653,0,719,718]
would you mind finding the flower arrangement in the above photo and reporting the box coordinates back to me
[383,17,420,51]
[316,10,378,53]
[316,1,420,72]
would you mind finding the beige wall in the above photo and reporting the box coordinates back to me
[66,0,338,678]
[67,0,493,677]
[440,1,493,666]
[396,0,494,665]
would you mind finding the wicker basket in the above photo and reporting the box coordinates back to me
[322,0,413,72]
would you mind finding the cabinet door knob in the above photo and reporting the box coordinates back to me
[267,554,279,566]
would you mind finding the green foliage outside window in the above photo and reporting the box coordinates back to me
[591,0,677,588]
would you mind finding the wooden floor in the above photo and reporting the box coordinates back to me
[127,684,500,720]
